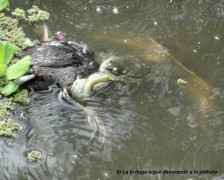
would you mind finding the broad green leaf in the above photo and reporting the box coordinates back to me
[0,64,7,77]
[0,81,19,96]
[0,41,14,64]
[0,0,8,11]
[3,42,14,65]
[6,56,31,80]
[0,42,4,64]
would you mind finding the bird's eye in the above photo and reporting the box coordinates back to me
[88,61,97,69]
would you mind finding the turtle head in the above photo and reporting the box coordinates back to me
[71,55,148,99]
[99,56,119,74]
[70,56,131,99]
[99,55,146,79]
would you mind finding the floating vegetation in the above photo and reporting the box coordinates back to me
[0,41,29,138]
[0,98,21,138]
[0,98,12,119]
[0,13,34,55]
[11,8,25,19]
[0,2,50,55]
[0,0,48,141]
[28,6,50,22]
[0,119,21,138]
[27,151,41,162]
[0,41,31,96]
[13,89,29,104]
[0,95,26,138]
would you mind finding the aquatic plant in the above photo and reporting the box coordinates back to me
[0,41,31,96]
[0,0,8,11]
[0,119,21,137]
[13,89,29,103]
[6,56,31,80]
[27,151,41,162]
[28,6,50,22]
[0,1,50,55]
[0,1,48,141]
[0,98,11,119]
[0,41,14,76]
[0,13,34,55]
[0,97,21,138]
[0,97,22,139]
[11,8,25,19]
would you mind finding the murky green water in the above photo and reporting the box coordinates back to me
[1,0,224,179]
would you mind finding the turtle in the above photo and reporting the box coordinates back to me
[70,29,213,126]
[18,28,213,143]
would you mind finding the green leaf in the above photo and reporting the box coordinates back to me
[0,42,4,64]
[0,64,7,77]
[0,0,8,11]
[0,81,19,96]
[0,41,14,64]
[6,56,31,80]
[3,42,14,64]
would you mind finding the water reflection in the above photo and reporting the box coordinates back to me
[0,0,223,179]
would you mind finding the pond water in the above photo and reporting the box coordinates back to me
[1,0,224,179]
